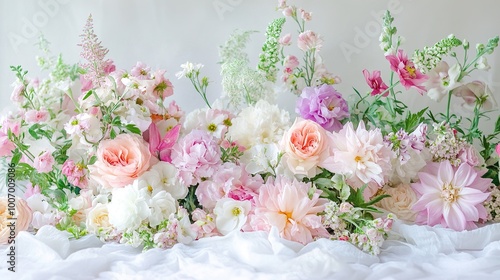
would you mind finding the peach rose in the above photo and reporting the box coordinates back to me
[281,118,333,177]
[89,134,155,188]
[378,183,417,222]
[1,197,33,244]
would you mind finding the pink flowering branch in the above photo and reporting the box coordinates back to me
[78,14,111,88]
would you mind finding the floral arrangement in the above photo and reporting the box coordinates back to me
[1,0,499,256]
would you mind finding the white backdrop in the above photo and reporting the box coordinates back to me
[1,0,499,121]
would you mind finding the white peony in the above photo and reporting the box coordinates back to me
[148,191,177,228]
[227,100,289,149]
[213,198,251,235]
[108,183,150,231]
[390,148,431,184]
[240,143,281,174]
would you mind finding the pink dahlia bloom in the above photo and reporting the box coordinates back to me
[363,69,389,96]
[411,161,491,231]
[171,130,222,186]
[323,122,392,200]
[249,175,329,245]
[386,49,428,93]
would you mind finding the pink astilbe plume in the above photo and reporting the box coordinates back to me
[78,14,112,88]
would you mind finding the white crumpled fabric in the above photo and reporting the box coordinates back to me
[1,220,500,280]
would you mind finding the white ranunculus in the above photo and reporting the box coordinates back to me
[150,162,188,200]
[108,183,150,231]
[148,191,177,228]
[227,100,290,149]
[213,198,251,235]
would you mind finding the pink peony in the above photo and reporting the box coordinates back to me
[33,151,55,173]
[322,122,393,200]
[171,130,222,186]
[89,134,154,188]
[195,162,262,209]
[363,69,389,96]
[386,49,428,93]
[411,161,491,231]
[0,197,32,244]
[297,30,323,52]
[281,118,334,177]
[249,175,329,245]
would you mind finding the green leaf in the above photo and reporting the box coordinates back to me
[82,90,93,100]
[10,151,22,166]
[109,128,117,139]
[88,155,97,165]
[494,115,500,133]
[125,124,141,135]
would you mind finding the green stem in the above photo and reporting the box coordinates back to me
[445,90,453,123]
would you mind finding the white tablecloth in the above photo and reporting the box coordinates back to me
[1,220,500,280]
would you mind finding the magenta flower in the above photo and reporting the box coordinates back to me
[296,84,349,132]
[496,143,500,156]
[362,69,389,96]
[145,122,181,162]
[386,49,428,94]
[411,161,491,231]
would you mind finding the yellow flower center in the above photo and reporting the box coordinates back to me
[441,183,459,203]
[147,185,153,193]
[405,65,417,78]
[207,123,217,132]
[232,207,241,216]
[355,156,362,162]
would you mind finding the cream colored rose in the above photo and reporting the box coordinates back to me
[378,184,417,222]
[86,203,112,235]
[0,197,33,244]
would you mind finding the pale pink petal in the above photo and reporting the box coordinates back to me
[437,161,454,185]
[459,187,490,205]
[452,163,477,189]
[456,199,479,221]
[443,203,466,231]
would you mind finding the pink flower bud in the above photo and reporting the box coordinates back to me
[279,33,292,46]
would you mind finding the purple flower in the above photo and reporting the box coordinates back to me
[296,84,349,132]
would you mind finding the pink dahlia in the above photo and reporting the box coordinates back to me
[386,49,428,93]
[322,122,393,199]
[249,175,329,245]
[411,161,491,231]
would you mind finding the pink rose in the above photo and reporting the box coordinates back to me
[33,151,55,173]
[1,197,33,244]
[458,145,481,167]
[89,134,154,188]
[281,118,333,177]
[25,109,49,124]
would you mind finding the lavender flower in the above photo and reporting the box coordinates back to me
[296,84,349,132]
[78,14,111,88]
